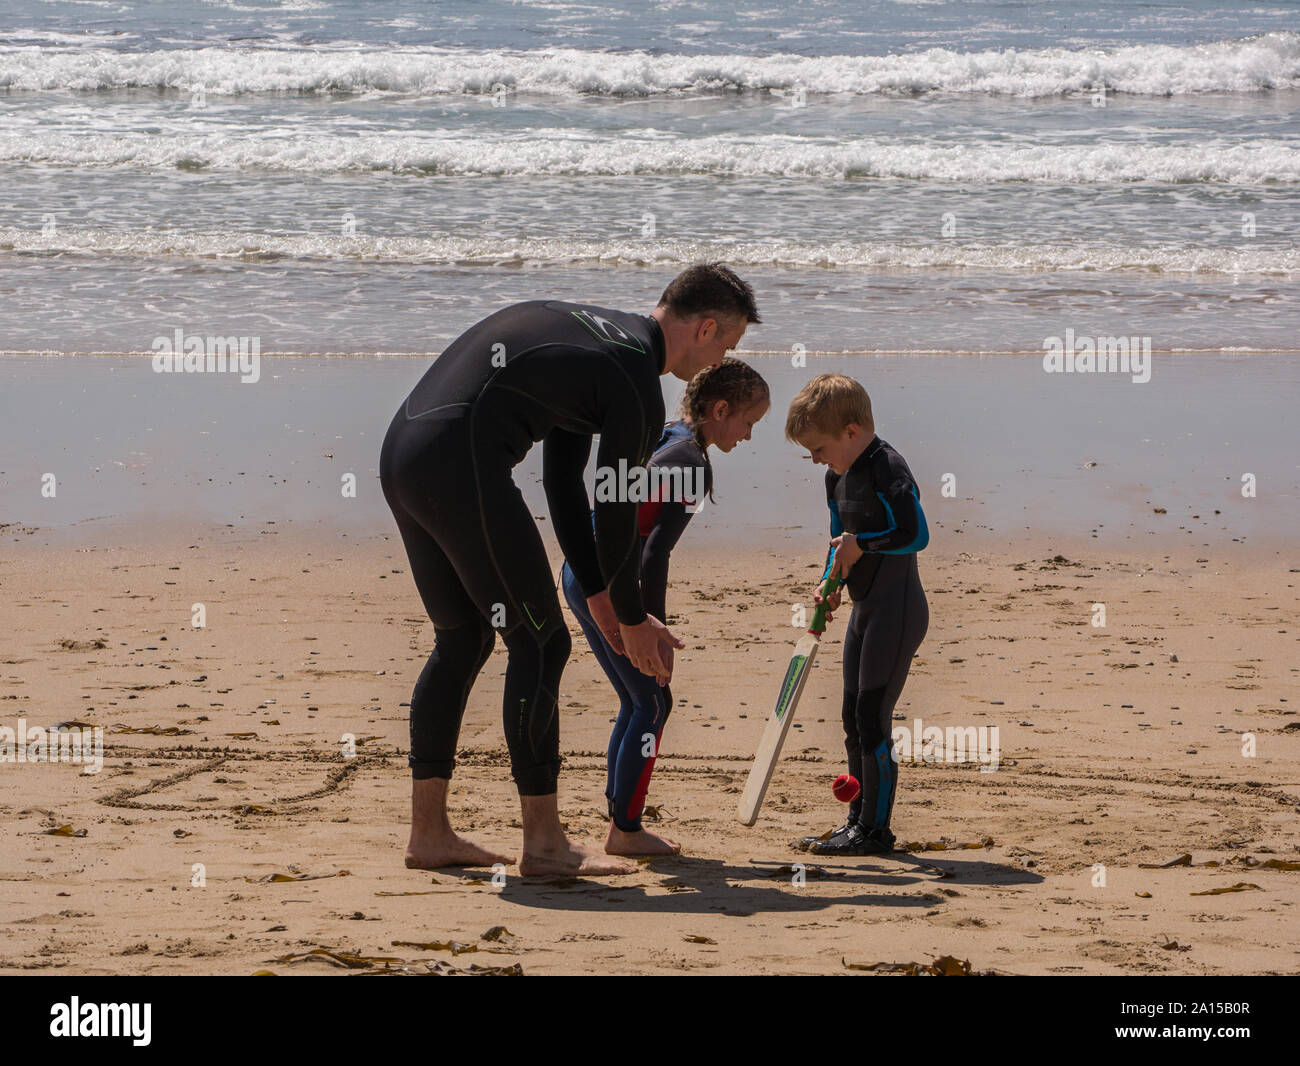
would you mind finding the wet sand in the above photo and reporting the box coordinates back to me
[3,351,1298,551]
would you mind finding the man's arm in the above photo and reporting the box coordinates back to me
[542,427,603,594]
[593,413,650,626]
[545,352,654,628]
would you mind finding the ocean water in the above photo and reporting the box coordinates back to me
[1,0,1298,355]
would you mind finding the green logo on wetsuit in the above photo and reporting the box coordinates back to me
[570,310,646,353]
[522,601,547,631]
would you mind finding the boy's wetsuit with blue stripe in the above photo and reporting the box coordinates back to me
[823,436,930,834]
[561,419,711,830]
[379,300,665,796]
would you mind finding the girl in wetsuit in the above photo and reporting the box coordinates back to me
[561,358,770,856]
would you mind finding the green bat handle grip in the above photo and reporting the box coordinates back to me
[809,574,842,635]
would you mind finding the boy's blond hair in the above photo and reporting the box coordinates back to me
[784,373,874,443]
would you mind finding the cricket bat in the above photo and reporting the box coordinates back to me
[737,573,843,826]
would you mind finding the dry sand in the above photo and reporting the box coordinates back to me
[1,524,1297,975]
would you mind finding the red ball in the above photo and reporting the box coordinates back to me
[832,774,860,803]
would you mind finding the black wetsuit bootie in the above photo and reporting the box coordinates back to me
[863,827,896,854]
[809,825,895,856]
[797,822,855,852]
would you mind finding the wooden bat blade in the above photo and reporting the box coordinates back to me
[737,632,820,826]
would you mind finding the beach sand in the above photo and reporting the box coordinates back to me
[2,523,1296,975]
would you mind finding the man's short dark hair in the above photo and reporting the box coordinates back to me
[658,262,761,325]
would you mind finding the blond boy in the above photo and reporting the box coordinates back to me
[787,374,929,855]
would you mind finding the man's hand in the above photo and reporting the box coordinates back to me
[829,533,863,580]
[586,589,625,655]
[620,615,684,685]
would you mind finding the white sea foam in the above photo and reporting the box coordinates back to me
[3,226,1294,276]
[2,129,1295,183]
[1,34,1298,96]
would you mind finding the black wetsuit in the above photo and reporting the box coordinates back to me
[822,436,930,832]
[378,300,665,795]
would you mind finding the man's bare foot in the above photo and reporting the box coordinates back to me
[604,821,681,856]
[407,777,513,868]
[518,791,636,876]
[405,832,515,870]
[519,836,637,877]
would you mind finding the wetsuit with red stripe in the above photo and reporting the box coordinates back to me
[560,419,711,829]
